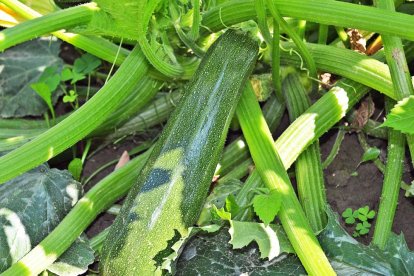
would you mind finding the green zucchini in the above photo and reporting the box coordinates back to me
[100,30,258,275]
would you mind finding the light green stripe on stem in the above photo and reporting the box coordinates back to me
[236,83,334,275]
[0,3,99,51]
[283,73,327,233]
[2,149,152,276]
[372,98,405,250]
[0,46,149,184]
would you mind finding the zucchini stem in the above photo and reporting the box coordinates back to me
[236,83,334,275]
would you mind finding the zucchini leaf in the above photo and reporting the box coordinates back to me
[46,235,94,276]
[175,227,305,275]
[0,39,63,118]
[382,95,414,134]
[383,233,414,275]
[318,207,393,275]
[0,164,94,275]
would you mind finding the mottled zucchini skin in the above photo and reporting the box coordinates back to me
[100,30,258,275]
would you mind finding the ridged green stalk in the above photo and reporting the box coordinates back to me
[2,149,152,276]
[0,46,149,184]
[374,0,414,168]
[372,98,405,249]
[266,0,317,87]
[0,0,130,65]
[236,83,334,275]
[202,0,414,41]
[0,3,99,51]
[283,73,327,233]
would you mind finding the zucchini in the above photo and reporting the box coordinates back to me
[100,30,258,275]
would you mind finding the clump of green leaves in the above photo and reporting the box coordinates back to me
[31,53,101,115]
[342,206,376,237]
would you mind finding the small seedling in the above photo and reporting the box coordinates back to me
[342,206,376,237]
[30,66,61,119]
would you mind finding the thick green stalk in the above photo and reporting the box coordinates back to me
[297,20,307,40]
[202,0,414,41]
[0,0,130,65]
[283,73,327,233]
[2,149,152,276]
[255,0,272,46]
[266,0,318,87]
[318,24,329,44]
[0,46,149,184]
[280,42,394,99]
[374,0,414,167]
[272,19,283,100]
[236,83,334,275]
[372,98,405,249]
[104,92,182,140]
[0,3,99,51]
[217,94,285,176]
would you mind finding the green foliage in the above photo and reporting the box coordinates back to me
[341,206,376,237]
[0,39,63,118]
[360,147,381,164]
[68,158,83,181]
[252,189,281,225]
[30,66,62,119]
[176,227,304,275]
[0,164,94,274]
[382,95,414,134]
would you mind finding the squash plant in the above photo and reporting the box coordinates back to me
[1,0,414,275]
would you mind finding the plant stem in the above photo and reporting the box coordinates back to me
[318,24,329,44]
[0,3,99,51]
[202,0,414,41]
[266,0,318,89]
[372,98,405,250]
[2,149,152,276]
[0,0,130,65]
[374,0,414,168]
[271,19,283,100]
[236,83,334,275]
[322,129,345,169]
[283,73,327,232]
[0,45,149,184]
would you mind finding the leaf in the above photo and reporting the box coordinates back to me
[176,226,305,275]
[198,179,242,225]
[341,208,353,218]
[46,235,94,276]
[367,210,376,219]
[68,158,83,181]
[345,217,355,224]
[73,53,101,75]
[63,90,78,104]
[383,233,414,275]
[0,38,63,118]
[360,147,380,164]
[229,221,281,260]
[382,95,414,134]
[0,164,82,272]
[224,194,240,217]
[159,224,221,274]
[252,189,281,225]
[30,82,52,110]
[212,206,231,221]
[318,207,393,275]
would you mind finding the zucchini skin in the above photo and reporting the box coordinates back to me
[100,30,258,275]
